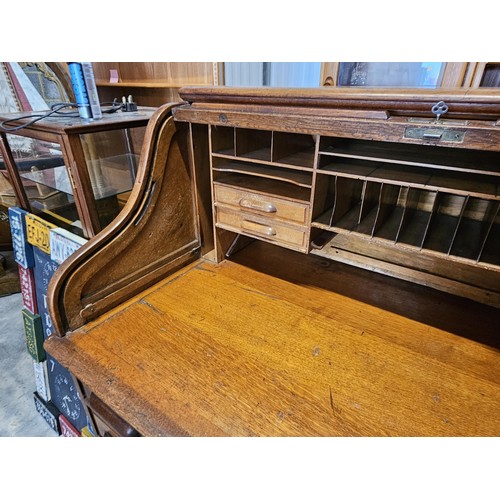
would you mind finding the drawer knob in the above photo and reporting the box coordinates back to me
[239,199,277,213]
[241,219,277,237]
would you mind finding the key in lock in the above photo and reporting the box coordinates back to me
[431,101,449,121]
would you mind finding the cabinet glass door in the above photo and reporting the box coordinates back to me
[479,63,500,87]
[5,136,84,236]
[223,62,322,87]
[337,62,445,88]
[79,127,145,229]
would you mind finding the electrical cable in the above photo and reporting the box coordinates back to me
[98,100,125,114]
[0,99,126,132]
[0,103,80,132]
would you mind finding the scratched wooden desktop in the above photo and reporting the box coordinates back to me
[45,89,500,436]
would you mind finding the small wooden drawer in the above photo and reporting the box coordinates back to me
[86,392,141,437]
[214,184,309,225]
[216,207,308,251]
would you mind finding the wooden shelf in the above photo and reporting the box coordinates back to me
[213,150,314,172]
[320,139,500,177]
[92,63,219,107]
[275,148,316,168]
[213,175,311,202]
[314,204,499,266]
[96,81,214,89]
[96,80,183,89]
[312,213,499,270]
[318,160,500,199]
[214,148,272,163]
[312,168,500,269]
[212,126,316,170]
[213,161,313,188]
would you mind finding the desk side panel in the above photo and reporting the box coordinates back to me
[47,103,201,335]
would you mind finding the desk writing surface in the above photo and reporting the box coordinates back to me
[45,245,500,437]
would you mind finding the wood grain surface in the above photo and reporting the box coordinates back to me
[45,243,500,437]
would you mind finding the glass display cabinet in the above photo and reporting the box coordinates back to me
[0,107,155,239]
[321,62,500,89]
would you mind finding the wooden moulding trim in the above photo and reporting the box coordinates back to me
[47,102,199,336]
[175,104,391,121]
[178,86,500,116]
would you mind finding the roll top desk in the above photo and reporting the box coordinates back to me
[45,88,500,437]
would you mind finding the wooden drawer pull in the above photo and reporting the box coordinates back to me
[239,199,277,213]
[241,219,277,237]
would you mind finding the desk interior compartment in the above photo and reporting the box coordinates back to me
[479,214,500,267]
[312,175,363,231]
[271,132,316,168]
[395,188,437,248]
[313,175,392,237]
[371,184,407,241]
[354,181,383,235]
[450,198,499,264]
[213,174,311,203]
[211,125,235,156]
[421,192,468,254]
[235,128,272,162]
[212,157,313,188]
[319,136,500,177]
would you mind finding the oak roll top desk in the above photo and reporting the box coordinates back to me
[45,87,500,437]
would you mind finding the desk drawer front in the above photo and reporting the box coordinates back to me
[86,392,141,437]
[214,184,309,225]
[216,207,308,251]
